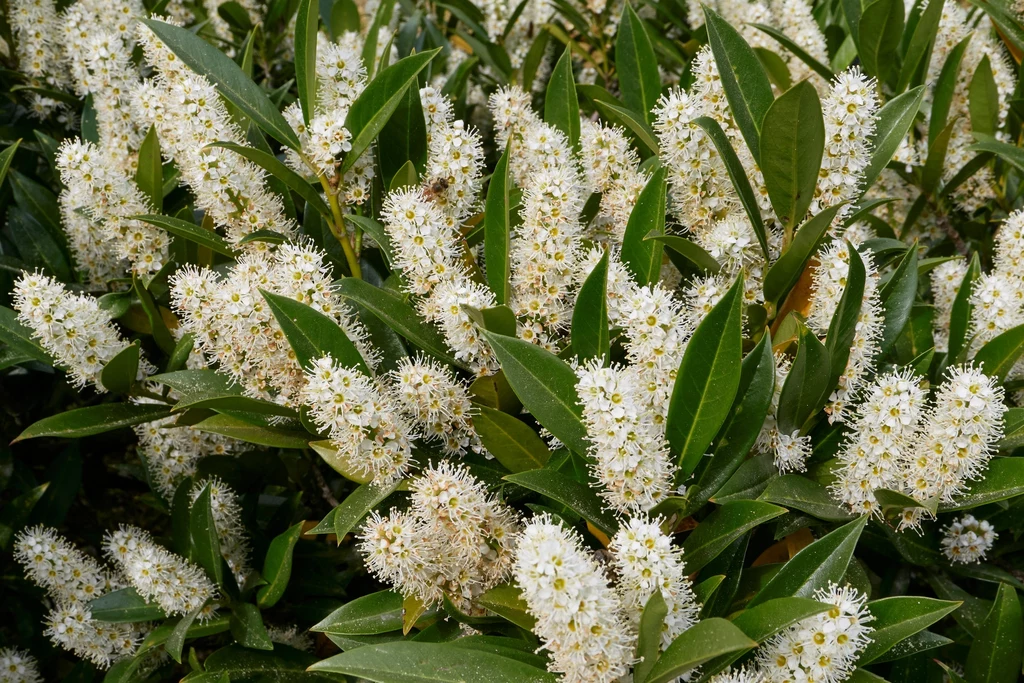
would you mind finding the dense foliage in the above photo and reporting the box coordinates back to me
[2,0,1024,680]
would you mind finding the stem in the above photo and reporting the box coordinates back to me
[316,173,362,279]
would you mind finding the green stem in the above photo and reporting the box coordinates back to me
[316,173,362,279]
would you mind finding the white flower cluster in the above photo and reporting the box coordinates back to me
[514,516,633,683]
[135,407,237,499]
[359,462,520,610]
[0,648,42,683]
[579,120,648,241]
[191,477,252,586]
[104,525,217,617]
[388,356,482,455]
[971,211,1024,349]
[134,19,296,247]
[203,0,261,52]
[171,243,373,405]
[576,360,675,513]
[14,526,138,668]
[932,258,968,353]
[57,139,170,278]
[302,355,415,484]
[609,517,701,647]
[941,515,997,564]
[13,272,149,390]
[831,369,927,516]
[755,352,811,473]
[9,0,71,118]
[757,583,874,683]
[807,241,883,421]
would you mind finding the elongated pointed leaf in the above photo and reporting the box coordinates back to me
[681,500,787,573]
[15,403,171,441]
[485,142,513,304]
[750,24,835,81]
[861,87,925,195]
[650,235,721,274]
[135,127,163,211]
[504,468,619,536]
[261,290,369,375]
[100,342,140,394]
[975,324,1024,382]
[474,405,551,472]
[635,591,668,683]
[190,482,224,586]
[965,583,1023,683]
[760,81,824,229]
[858,0,904,80]
[257,522,303,608]
[645,618,757,683]
[622,167,667,285]
[858,596,962,664]
[545,47,580,151]
[295,0,318,126]
[133,214,237,257]
[88,588,167,623]
[763,204,845,307]
[878,245,918,355]
[947,253,980,363]
[617,2,661,122]
[897,0,943,91]
[929,36,971,144]
[0,140,20,189]
[572,250,609,362]
[594,99,661,156]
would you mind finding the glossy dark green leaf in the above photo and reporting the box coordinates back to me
[482,331,588,454]
[98,342,141,395]
[262,289,369,375]
[622,167,668,285]
[681,500,787,573]
[763,204,845,308]
[165,606,208,663]
[593,99,661,156]
[474,405,551,472]
[965,583,1023,683]
[190,482,224,586]
[921,117,958,194]
[777,321,831,436]
[750,24,835,81]
[14,403,171,442]
[135,126,163,211]
[133,214,236,257]
[760,81,824,229]
[342,49,440,175]
[616,2,661,123]
[940,457,1024,511]
[878,245,918,355]
[650,235,721,274]
[193,414,311,449]
[897,0,943,91]
[140,19,301,149]
[645,618,757,683]
[256,522,303,608]
[858,0,904,80]
[667,274,743,476]
[712,453,776,504]
[463,304,517,338]
[635,591,668,683]
[504,468,619,535]
[754,46,793,92]
[702,6,773,161]
[858,596,961,664]
[312,590,409,635]
[749,515,868,607]
[326,479,403,540]
[8,206,71,281]
[975,324,1024,382]
[0,140,20,188]
[0,482,48,550]
[861,86,925,195]
[362,0,395,79]
[0,305,52,365]
[485,142,513,304]
[9,170,64,244]
[379,84,427,186]
[929,36,971,144]
[545,47,580,151]
[946,252,980,363]
[999,408,1024,450]
[760,475,855,522]
[229,602,273,650]
[295,0,318,126]
[89,588,167,623]
[572,250,609,362]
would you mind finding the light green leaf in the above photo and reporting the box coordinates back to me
[477,583,536,630]
[88,588,167,623]
[0,140,21,189]
[897,0,943,91]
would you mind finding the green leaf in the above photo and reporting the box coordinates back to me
[312,590,410,635]
[342,49,440,175]
[702,6,774,162]
[874,488,938,522]
[485,141,513,304]
[256,522,303,608]
[135,126,163,211]
[858,596,962,664]
[0,140,21,188]
[760,475,855,522]
[311,440,374,484]
[230,602,274,651]
[969,55,1001,137]
[14,403,171,442]
[681,500,787,573]
[921,117,958,194]
[947,252,981,363]
[8,206,71,281]
[929,35,971,144]
[504,468,620,536]
[477,583,536,630]
[379,84,427,186]
[332,479,403,540]
[261,290,369,375]
[754,47,793,92]
[635,591,668,683]
[667,274,743,476]
[473,405,551,472]
[309,641,558,681]
[1000,408,1024,450]
[940,457,1024,511]
[878,245,918,355]
[616,2,661,123]
[133,214,236,257]
[824,243,866,392]
[337,278,466,369]
[100,343,140,394]
[712,452,776,504]
[750,24,835,81]
[205,142,332,221]
[9,170,64,245]
[362,0,395,79]
[975,324,1024,382]
[748,515,868,607]
[897,0,943,91]
[693,117,770,260]
[650,235,721,274]
[861,86,925,195]
[165,607,208,663]
[777,321,831,436]
[482,331,588,455]
[871,630,953,663]
[621,166,667,285]
[858,0,904,80]
[89,588,167,623]
[151,369,297,418]
[463,304,517,338]
[645,618,757,683]
[140,19,301,149]
[0,305,53,365]
[572,250,609,362]
[760,81,824,229]
[965,583,1023,683]
[190,482,224,586]
[0,482,49,550]
[295,0,318,126]
[545,47,580,151]
[681,332,775,516]
[763,204,845,308]
[593,99,661,156]
[193,414,311,449]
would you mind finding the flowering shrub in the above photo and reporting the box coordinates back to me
[2,0,1024,680]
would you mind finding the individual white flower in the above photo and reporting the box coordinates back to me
[900,365,1006,529]
[301,355,415,484]
[774,431,812,473]
[0,648,42,683]
[941,515,997,564]
[388,356,482,455]
[931,258,968,353]
[104,525,217,617]
[13,272,149,390]
[191,477,251,586]
[609,516,701,648]
[514,516,633,683]
[576,361,676,512]
[757,583,874,683]
[831,369,927,515]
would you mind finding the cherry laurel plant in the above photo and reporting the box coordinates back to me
[2,0,1024,680]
